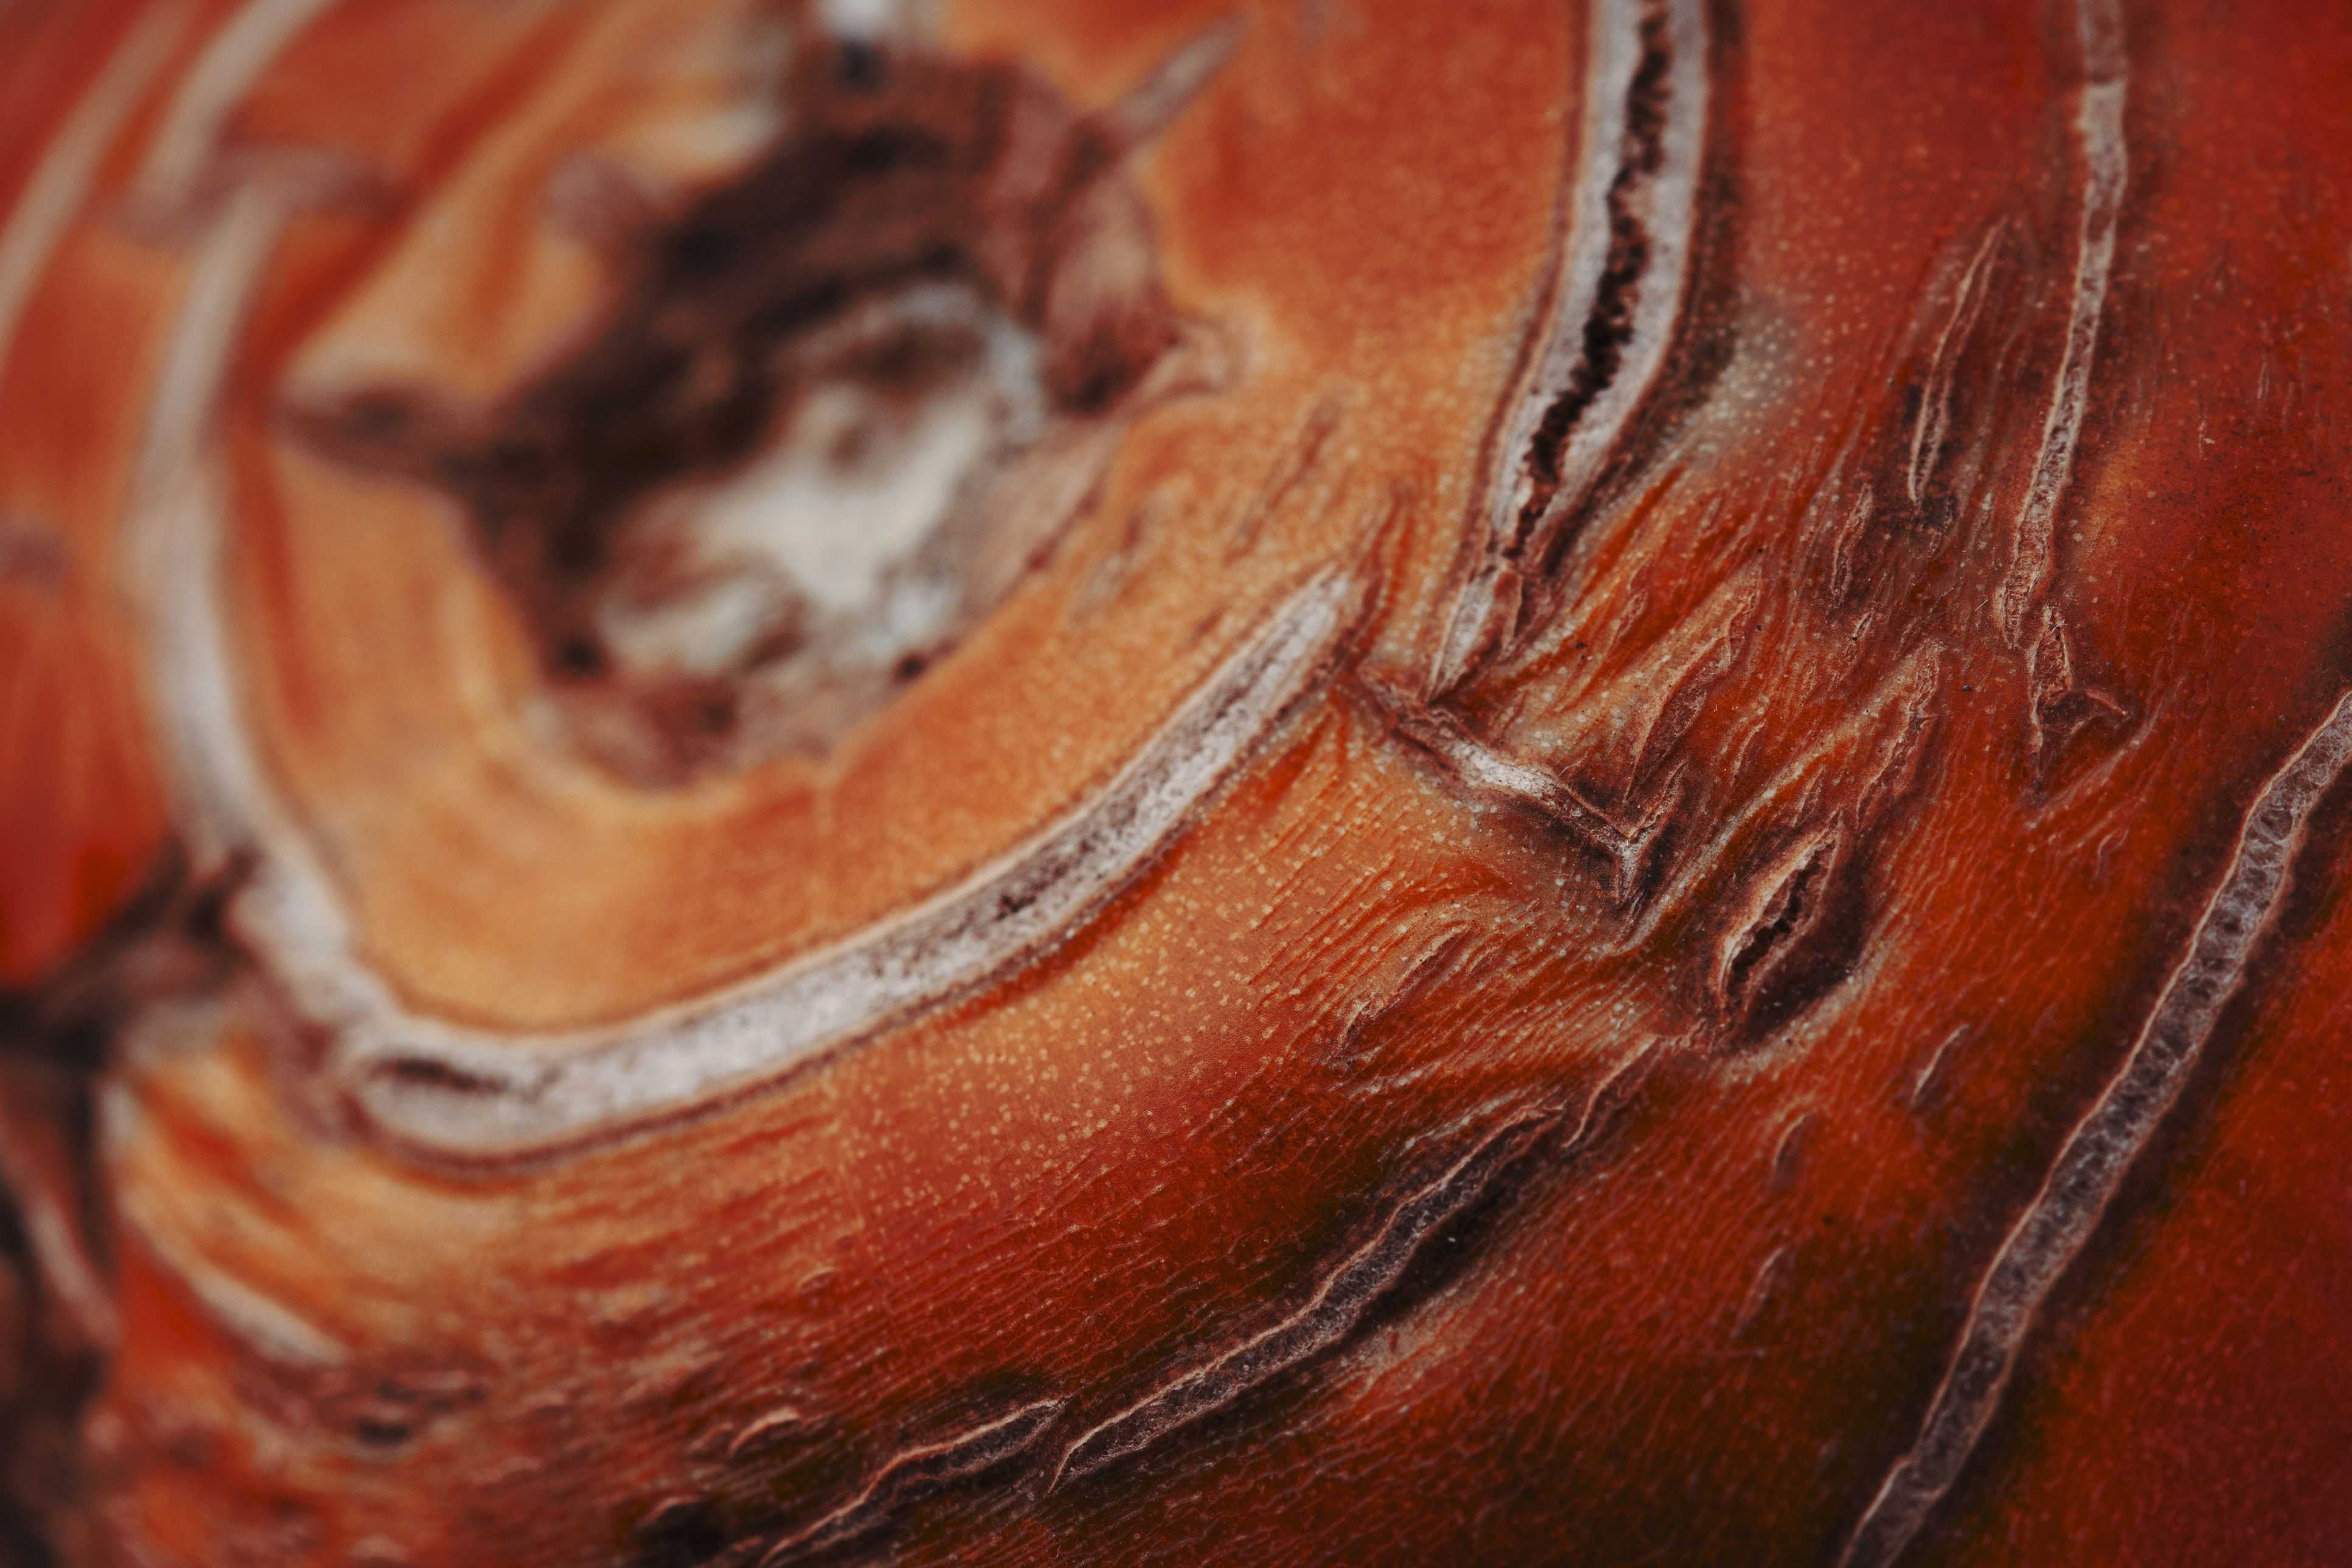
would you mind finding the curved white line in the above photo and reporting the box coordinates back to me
[333,569,1354,1163]
[1431,0,1709,693]
[1525,0,1707,561]
[1840,682,2352,1568]
[1992,0,2127,649]
[133,168,1359,1167]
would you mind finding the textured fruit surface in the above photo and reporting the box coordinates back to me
[1,1,2349,1564]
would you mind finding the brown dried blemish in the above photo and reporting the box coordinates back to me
[191,1326,491,1455]
[0,849,266,1559]
[1820,482,1877,607]
[1070,479,1180,617]
[1765,208,2059,685]
[0,1062,115,1356]
[0,849,253,1367]
[1625,580,1757,786]
[0,847,248,1076]
[1854,656,1943,825]
[333,1363,489,1451]
[540,153,678,272]
[282,23,1230,782]
[1325,927,1479,1077]
[1690,660,1942,1042]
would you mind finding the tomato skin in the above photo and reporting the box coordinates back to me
[4,2,2350,1564]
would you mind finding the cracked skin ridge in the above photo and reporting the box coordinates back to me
[1,0,2350,1564]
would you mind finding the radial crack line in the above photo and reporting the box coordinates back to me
[756,1398,1063,1565]
[1993,0,2127,649]
[1431,0,1709,693]
[1838,684,2352,1568]
[1053,1101,1556,1486]
[1363,676,1657,897]
[1906,219,2006,507]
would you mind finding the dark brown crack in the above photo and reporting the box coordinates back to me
[1905,219,2009,512]
[1052,1102,1558,1486]
[633,1496,728,1568]
[631,1052,1659,1561]
[1713,824,1846,1026]
[1510,7,1675,562]
[1767,1107,1816,1191]
[753,1398,1063,1565]
[1908,1026,1970,1113]
[1429,0,1717,695]
[632,1396,1061,1566]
